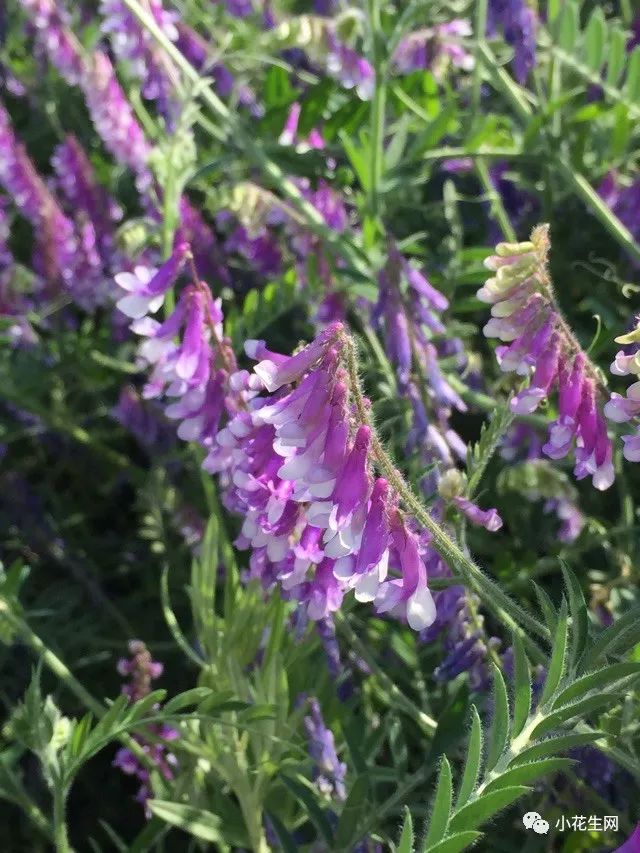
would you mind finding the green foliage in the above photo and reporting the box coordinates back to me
[412,575,640,852]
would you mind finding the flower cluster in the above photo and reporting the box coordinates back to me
[117,256,439,631]
[215,326,439,631]
[374,242,468,493]
[21,0,152,187]
[598,171,640,250]
[604,318,640,461]
[392,21,474,77]
[80,51,152,187]
[52,134,123,266]
[479,226,614,490]
[0,100,107,307]
[303,697,347,802]
[100,0,179,121]
[113,640,179,815]
[487,0,537,83]
[21,0,85,84]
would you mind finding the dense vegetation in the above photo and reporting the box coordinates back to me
[1,1,640,850]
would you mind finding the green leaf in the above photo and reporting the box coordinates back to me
[583,8,607,72]
[482,757,573,794]
[606,28,627,87]
[427,683,470,764]
[511,632,531,739]
[561,564,588,669]
[510,732,603,766]
[424,757,452,848]
[339,131,370,191]
[552,662,640,709]
[448,787,530,834]
[584,604,640,667]
[466,405,514,495]
[486,666,510,772]
[281,775,335,846]
[424,832,482,853]
[67,713,93,761]
[555,1,579,52]
[396,806,415,853]
[625,47,640,101]
[532,583,557,633]
[146,801,222,844]
[163,688,213,714]
[531,694,626,739]
[456,707,482,808]
[264,812,298,853]
[539,598,568,705]
[334,775,369,849]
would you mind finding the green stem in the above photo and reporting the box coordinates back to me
[0,599,159,781]
[53,785,71,853]
[555,160,640,263]
[120,0,370,279]
[341,336,549,661]
[471,0,488,120]
[478,42,640,262]
[367,0,386,218]
[476,159,517,241]
[335,613,437,735]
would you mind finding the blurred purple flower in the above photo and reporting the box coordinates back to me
[303,697,347,802]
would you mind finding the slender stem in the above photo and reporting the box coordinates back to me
[476,159,517,242]
[478,42,640,263]
[367,0,386,218]
[471,0,488,120]
[335,613,437,735]
[53,785,71,853]
[341,335,549,661]
[555,160,640,263]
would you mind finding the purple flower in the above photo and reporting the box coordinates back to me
[605,316,640,462]
[452,497,503,532]
[219,0,253,17]
[393,21,474,77]
[487,0,537,83]
[112,384,174,452]
[80,52,152,186]
[21,0,84,84]
[480,228,614,490]
[374,511,437,631]
[326,32,375,100]
[52,134,122,265]
[115,242,190,319]
[100,0,179,120]
[303,698,347,802]
[614,825,640,852]
[0,103,109,306]
[114,641,179,816]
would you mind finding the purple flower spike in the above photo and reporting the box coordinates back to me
[80,52,152,185]
[114,641,178,816]
[481,228,614,490]
[21,0,85,84]
[303,698,347,802]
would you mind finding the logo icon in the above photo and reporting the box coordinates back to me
[522,812,550,834]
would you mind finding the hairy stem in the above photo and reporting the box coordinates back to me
[341,335,549,662]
